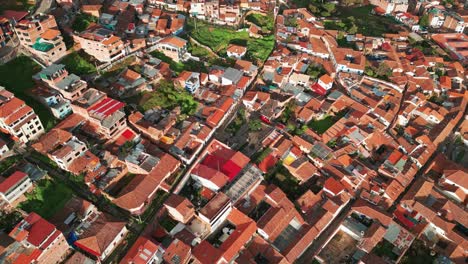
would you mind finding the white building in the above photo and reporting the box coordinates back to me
[0,171,32,206]
[0,87,44,144]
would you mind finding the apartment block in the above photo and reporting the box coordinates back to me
[73,26,126,62]
[0,87,45,144]
[15,14,66,65]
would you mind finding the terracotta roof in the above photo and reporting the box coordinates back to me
[41,29,60,40]
[0,171,28,193]
[226,44,247,55]
[120,236,159,264]
[199,192,230,221]
[160,36,187,48]
[323,177,345,196]
[10,213,57,248]
[352,199,392,226]
[163,239,191,264]
[74,214,126,257]
[192,240,222,264]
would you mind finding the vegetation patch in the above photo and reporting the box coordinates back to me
[19,179,73,219]
[308,110,347,134]
[187,20,274,63]
[140,80,198,116]
[72,13,98,32]
[61,52,97,76]
[324,6,400,37]
[0,56,57,130]
[0,210,23,232]
[245,13,274,31]
[150,50,206,73]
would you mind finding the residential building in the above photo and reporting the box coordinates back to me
[15,14,66,65]
[155,35,187,62]
[0,87,45,143]
[0,171,32,206]
[74,214,128,261]
[73,26,126,62]
[121,236,163,264]
[9,212,70,264]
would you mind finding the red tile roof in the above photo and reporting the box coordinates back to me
[0,171,28,193]
[10,213,57,248]
[88,97,125,117]
[323,177,345,196]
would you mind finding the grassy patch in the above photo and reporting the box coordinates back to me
[102,56,137,78]
[61,52,97,76]
[308,110,347,134]
[246,13,274,31]
[0,56,57,130]
[19,178,73,219]
[150,50,206,73]
[324,6,400,37]
[72,13,98,32]
[140,80,198,116]
[187,20,274,63]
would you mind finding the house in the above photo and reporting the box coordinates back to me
[113,153,181,215]
[82,5,103,18]
[199,192,232,231]
[74,214,128,261]
[323,177,345,197]
[33,86,72,119]
[221,67,243,85]
[164,194,195,224]
[191,140,250,190]
[175,71,207,93]
[9,212,70,264]
[113,68,148,96]
[439,170,467,203]
[315,74,334,95]
[73,26,126,62]
[121,236,163,264]
[0,171,32,206]
[156,35,187,62]
[0,87,45,143]
[163,239,192,264]
[226,44,247,59]
[34,64,87,101]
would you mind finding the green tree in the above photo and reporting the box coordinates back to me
[249,120,263,131]
[419,14,429,27]
[348,24,358,34]
[321,3,336,14]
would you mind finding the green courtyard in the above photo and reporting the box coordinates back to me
[19,178,73,219]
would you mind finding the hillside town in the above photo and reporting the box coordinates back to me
[0,0,467,263]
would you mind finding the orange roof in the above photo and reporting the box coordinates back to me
[102,35,121,46]
[41,29,61,40]
[160,36,187,48]
[226,44,247,55]
[319,74,333,84]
